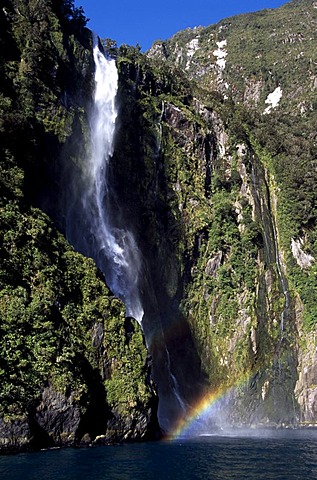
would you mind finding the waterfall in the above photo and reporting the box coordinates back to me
[271,212,290,357]
[63,38,205,432]
[165,346,187,413]
[251,165,289,349]
[66,36,144,324]
[89,37,144,323]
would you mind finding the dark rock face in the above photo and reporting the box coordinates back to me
[110,65,209,432]
[35,387,81,445]
[0,377,160,452]
[0,418,31,453]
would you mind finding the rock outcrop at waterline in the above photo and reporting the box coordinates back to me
[0,329,159,454]
[0,207,160,452]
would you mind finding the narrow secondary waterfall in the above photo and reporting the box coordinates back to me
[66,37,144,323]
[272,218,290,340]
[251,165,289,350]
[165,346,187,414]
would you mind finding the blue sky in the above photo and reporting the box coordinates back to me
[75,0,288,51]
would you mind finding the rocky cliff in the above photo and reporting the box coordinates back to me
[112,0,317,429]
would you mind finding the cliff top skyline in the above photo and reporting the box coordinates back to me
[75,0,287,50]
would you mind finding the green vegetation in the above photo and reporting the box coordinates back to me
[0,202,107,416]
[150,0,317,333]
[105,316,152,416]
[0,200,153,430]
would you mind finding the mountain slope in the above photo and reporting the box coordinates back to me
[149,0,317,114]
[140,0,317,427]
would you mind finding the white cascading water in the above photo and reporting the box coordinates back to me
[251,166,289,355]
[165,346,187,413]
[83,36,144,323]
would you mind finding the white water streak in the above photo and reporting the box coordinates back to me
[165,346,187,413]
[88,37,144,323]
[251,166,289,342]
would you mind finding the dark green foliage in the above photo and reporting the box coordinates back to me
[0,200,153,423]
[0,203,98,415]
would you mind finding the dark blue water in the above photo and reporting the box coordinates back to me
[1,430,317,479]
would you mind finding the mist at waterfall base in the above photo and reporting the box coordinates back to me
[2,430,317,480]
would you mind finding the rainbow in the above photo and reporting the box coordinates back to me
[168,373,251,440]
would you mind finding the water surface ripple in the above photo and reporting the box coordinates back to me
[1,430,317,479]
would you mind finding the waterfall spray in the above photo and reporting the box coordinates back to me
[165,346,187,413]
